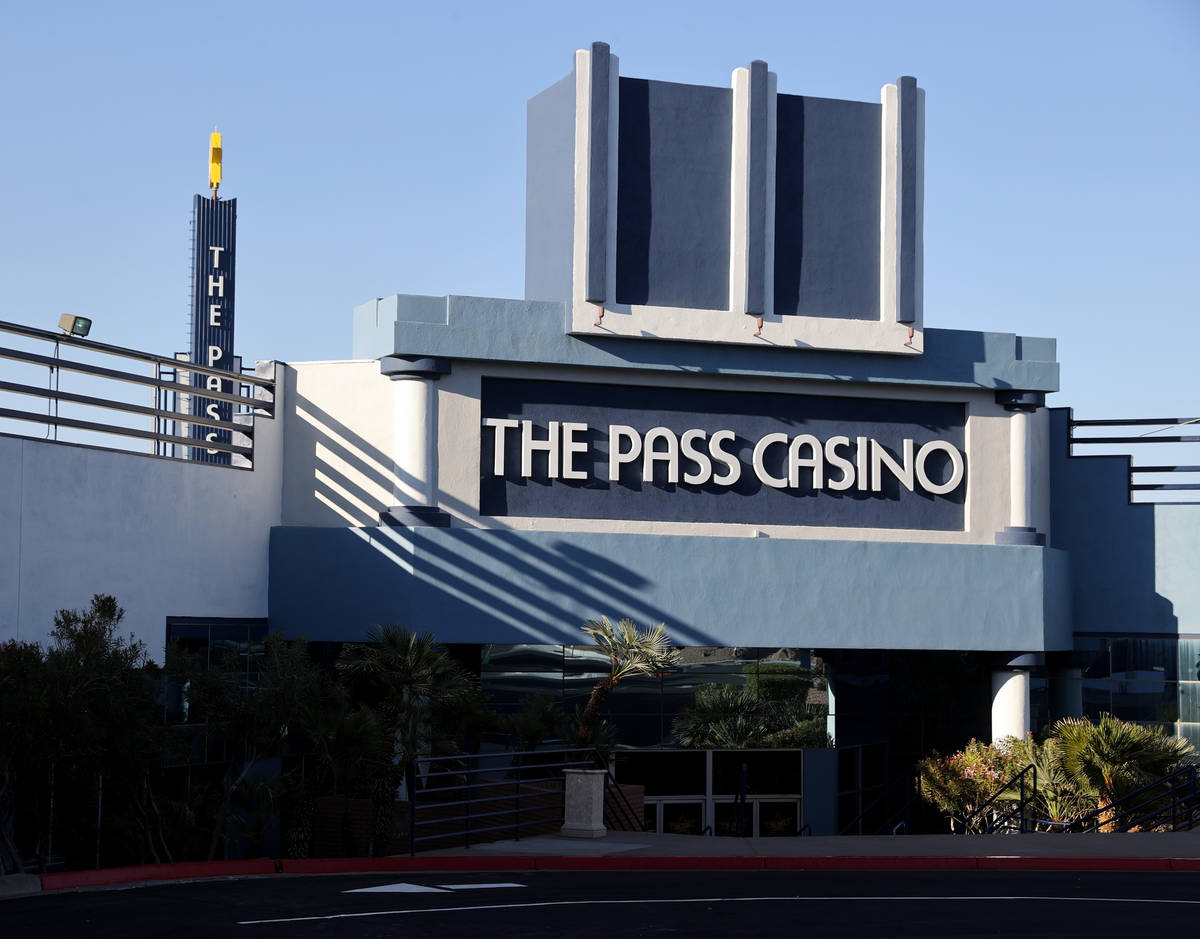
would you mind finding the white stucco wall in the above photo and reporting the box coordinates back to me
[279,360,398,527]
[0,367,283,661]
[277,357,1052,545]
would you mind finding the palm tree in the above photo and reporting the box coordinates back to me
[1053,714,1195,831]
[336,625,471,783]
[576,617,679,745]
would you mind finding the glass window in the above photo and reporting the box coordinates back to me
[615,750,706,796]
[1179,683,1200,723]
[563,672,609,711]
[1111,681,1177,724]
[608,675,662,715]
[1178,640,1200,683]
[611,714,665,748]
[1111,638,1177,682]
[482,644,563,672]
[713,801,750,837]
[1082,679,1112,717]
[673,646,760,674]
[661,802,704,835]
[480,672,563,712]
[1074,638,1110,678]
[759,801,801,837]
[563,644,611,674]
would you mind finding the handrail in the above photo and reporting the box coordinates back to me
[839,765,920,836]
[0,318,273,467]
[1073,764,1200,833]
[958,763,1037,834]
[0,319,274,388]
[408,747,645,855]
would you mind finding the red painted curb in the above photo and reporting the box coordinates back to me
[976,857,1172,871]
[42,859,277,891]
[533,856,765,871]
[1169,858,1200,871]
[764,856,979,871]
[280,857,531,875]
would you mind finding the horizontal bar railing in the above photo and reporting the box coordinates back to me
[408,748,645,853]
[0,407,253,457]
[0,319,274,388]
[1068,414,1200,503]
[0,345,266,411]
[0,378,252,435]
[0,319,274,467]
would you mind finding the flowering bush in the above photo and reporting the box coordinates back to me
[918,738,1022,833]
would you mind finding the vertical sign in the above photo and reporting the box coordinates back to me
[189,195,237,463]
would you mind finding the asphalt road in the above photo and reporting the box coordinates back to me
[7,870,1200,938]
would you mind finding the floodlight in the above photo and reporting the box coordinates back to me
[58,314,92,337]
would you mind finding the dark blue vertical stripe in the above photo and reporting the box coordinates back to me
[897,76,917,324]
[745,60,768,315]
[585,41,610,304]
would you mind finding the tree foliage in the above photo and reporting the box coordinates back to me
[576,617,679,745]
[671,683,830,750]
[920,716,1196,833]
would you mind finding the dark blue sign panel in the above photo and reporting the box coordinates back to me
[480,378,966,530]
[189,195,237,463]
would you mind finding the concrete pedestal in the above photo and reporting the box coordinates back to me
[561,768,607,839]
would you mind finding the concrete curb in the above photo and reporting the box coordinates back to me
[9,853,1200,893]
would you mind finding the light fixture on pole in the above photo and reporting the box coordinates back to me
[58,314,92,337]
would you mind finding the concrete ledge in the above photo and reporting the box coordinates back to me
[0,874,41,897]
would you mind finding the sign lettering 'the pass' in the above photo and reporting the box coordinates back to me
[189,195,237,462]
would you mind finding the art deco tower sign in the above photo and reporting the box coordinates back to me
[189,129,237,463]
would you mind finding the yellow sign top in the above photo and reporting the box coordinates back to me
[208,129,222,194]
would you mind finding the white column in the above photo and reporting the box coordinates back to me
[990,669,1030,743]
[391,375,436,506]
[379,355,450,526]
[1009,408,1030,528]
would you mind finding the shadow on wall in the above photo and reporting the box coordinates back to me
[274,393,722,647]
[1049,408,1178,635]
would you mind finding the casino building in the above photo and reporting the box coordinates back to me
[2,44,1198,815]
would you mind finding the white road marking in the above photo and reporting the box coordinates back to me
[239,894,1200,926]
[344,883,449,894]
[342,881,525,895]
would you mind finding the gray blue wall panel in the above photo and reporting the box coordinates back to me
[525,74,576,303]
[773,95,880,319]
[269,525,1072,653]
[616,78,732,311]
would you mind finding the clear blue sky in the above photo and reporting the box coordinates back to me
[3,0,1197,419]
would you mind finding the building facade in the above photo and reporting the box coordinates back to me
[2,44,1198,788]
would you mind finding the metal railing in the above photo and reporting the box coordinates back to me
[957,764,1038,834]
[406,747,645,854]
[1068,414,1200,504]
[839,764,921,836]
[1073,764,1200,834]
[0,319,274,467]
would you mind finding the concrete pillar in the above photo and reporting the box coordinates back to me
[990,669,1031,743]
[561,769,607,839]
[994,390,1046,546]
[1049,666,1083,722]
[379,355,451,527]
